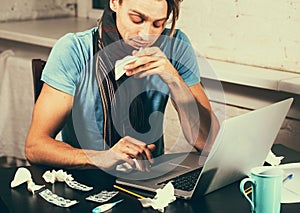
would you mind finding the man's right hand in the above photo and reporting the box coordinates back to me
[90,136,156,172]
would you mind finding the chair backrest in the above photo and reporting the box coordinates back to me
[31,59,46,102]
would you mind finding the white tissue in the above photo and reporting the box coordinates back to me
[138,182,176,212]
[27,180,45,194]
[115,55,138,80]
[116,162,134,173]
[11,167,45,194]
[265,150,284,166]
[42,169,92,191]
[116,159,141,173]
[42,169,74,183]
[11,167,32,188]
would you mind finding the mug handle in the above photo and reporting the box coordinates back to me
[240,178,255,212]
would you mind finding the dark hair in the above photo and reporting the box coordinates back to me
[166,0,182,35]
[113,0,183,36]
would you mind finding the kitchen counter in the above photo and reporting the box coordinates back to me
[0,17,97,48]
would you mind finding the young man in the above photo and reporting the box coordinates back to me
[25,0,219,172]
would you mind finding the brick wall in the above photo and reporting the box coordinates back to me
[177,0,300,74]
[173,0,300,152]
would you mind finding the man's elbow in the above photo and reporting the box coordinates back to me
[196,111,220,154]
[25,137,38,164]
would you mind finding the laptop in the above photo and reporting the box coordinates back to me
[115,98,293,200]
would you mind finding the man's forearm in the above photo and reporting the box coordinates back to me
[167,78,216,151]
[25,136,99,170]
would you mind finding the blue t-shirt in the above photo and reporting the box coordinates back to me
[41,27,200,156]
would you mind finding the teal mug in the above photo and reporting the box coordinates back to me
[240,166,284,213]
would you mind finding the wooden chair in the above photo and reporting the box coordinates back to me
[31,59,63,141]
[31,59,46,102]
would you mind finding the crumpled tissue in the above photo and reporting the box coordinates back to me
[115,55,138,80]
[138,182,176,212]
[42,169,93,191]
[42,169,74,183]
[11,167,45,194]
[265,150,284,166]
[116,159,141,173]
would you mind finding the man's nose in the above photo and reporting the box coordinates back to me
[138,23,152,41]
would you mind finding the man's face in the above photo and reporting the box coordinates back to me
[110,0,168,49]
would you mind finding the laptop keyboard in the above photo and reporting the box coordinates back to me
[159,168,202,191]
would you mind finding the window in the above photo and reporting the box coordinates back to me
[93,0,107,9]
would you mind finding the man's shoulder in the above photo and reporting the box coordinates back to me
[75,27,98,40]
[162,28,189,40]
[55,27,97,51]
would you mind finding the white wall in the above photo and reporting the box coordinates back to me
[177,0,300,74]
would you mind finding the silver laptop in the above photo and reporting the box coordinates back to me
[115,98,293,200]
